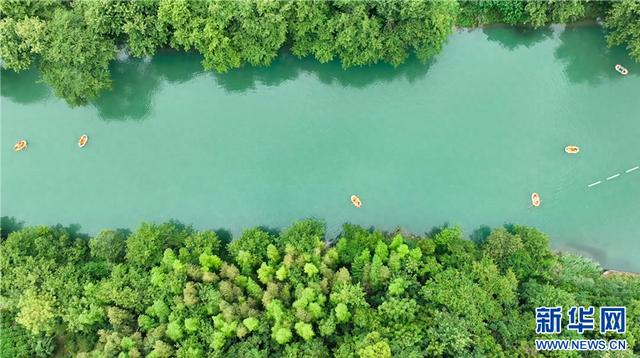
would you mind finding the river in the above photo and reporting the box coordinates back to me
[2,25,639,270]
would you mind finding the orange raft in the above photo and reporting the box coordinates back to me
[531,193,541,207]
[14,139,28,151]
[565,145,580,154]
[615,64,629,76]
[78,134,88,148]
[350,195,362,208]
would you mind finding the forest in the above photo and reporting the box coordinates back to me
[1,218,638,357]
[1,0,640,106]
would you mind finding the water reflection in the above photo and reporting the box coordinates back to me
[92,48,434,120]
[0,68,50,104]
[152,50,204,84]
[2,220,88,240]
[214,228,233,247]
[470,225,491,244]
[212,51,434,92]
[51,223,90,240]
[92,50,203,121]
[562,241,609,268]
[0,216,24,239]
[554,25,639,84]
[93,60,161,121]
[425,223,451,238]
[3,25,637,123]
[483,26,554,50]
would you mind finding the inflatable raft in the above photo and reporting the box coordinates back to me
[78,134,88,148]
[565,145,580,154]
[531,193,541,207]
[615,64,629,76]
[14,139,27,151]
[350,195,362,208]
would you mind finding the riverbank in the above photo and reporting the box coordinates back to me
[1,219,639,356]
[2,1,638,106]
[456,18,602,30]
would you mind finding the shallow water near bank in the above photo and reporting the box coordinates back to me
[2,25,639,270]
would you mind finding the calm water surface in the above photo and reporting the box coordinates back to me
[2,26,639,270]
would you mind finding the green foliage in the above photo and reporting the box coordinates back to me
[228,228,274,271]
[274,327,292,344]
[39,8,116,106]
[242,317,259,332]
[605,0,640,61]
[303,263,319,277]
[482,225,555,282]
[126,221,191,268]
[2,0,636,107]
[457,0,587,28]
[334,303,351,323]
[181,230,221,263]
[277,219,324,254]
[2,0,463,106]
[199,253,222,271]
[388,277,407,296]
[357,332,392,358]
[15,290,56,335]
[1,219,639,356]
[184,317,199,332]
[294,321,315,341]
[0,316,54,358]
[166,320,184,341]
[0,16,46,71]
[89,229,127,263]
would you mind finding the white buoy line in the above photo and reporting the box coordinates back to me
[588,165,638,188]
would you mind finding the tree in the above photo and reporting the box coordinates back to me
[76,0,168,58]
[277,219,325,254]
[357,332,392,358]
[605,0,640,62]
[126,221,191,268]
[200,0,290,72]
[294,322,315,341]
[227,228,274,271]
[482,226,555,282]
[3,0,634,107]
[16,290,56,335]
[39,8,116,106]
[0,17,46,71]
[2,219,639,356]
[90,229,127,263]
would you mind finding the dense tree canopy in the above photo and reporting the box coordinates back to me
[2,0,639,106]
[457,0,589,27]
[1,218,638,357]
[605,0,640,61]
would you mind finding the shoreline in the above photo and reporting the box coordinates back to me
[2,216,637,274]
[455,18,602,31]
[603,269,640,277]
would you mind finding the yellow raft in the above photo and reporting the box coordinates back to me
[350,195,362,208]
[78,134,88,148]
[14,139,27,151]
[565,145,580,154]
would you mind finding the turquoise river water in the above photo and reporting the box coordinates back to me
[2,25,639,270]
